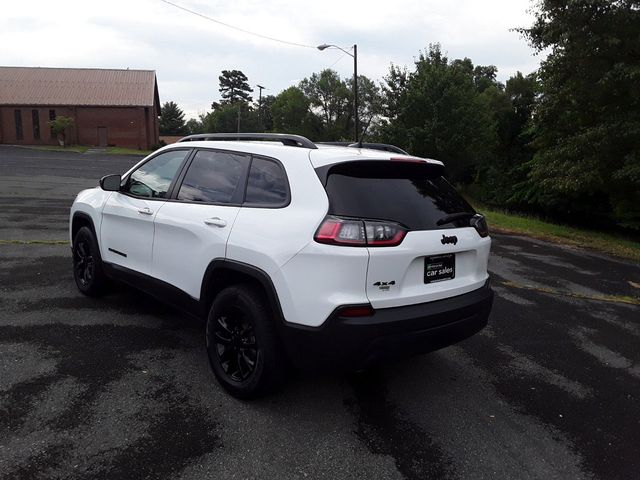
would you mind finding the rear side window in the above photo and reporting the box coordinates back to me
[324,162,474,230]
[123,150,189,198]
[244,157,288,206]
[177,150,249,204]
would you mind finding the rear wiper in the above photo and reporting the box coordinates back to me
[436,212,475,226]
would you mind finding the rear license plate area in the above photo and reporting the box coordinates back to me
[424,254,455,284]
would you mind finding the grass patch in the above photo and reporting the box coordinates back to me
[472,204,640,262]
[502,280,640,305]
[0,239,69,245]
[26,145,89,153]
[105,147,152,156]
[17,145,151,156]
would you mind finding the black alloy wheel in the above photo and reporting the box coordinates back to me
[74,238,95,288]
[72,226,107,296]
[213,306,259,382]
[206,285,286,398]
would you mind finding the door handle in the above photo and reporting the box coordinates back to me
[138,207,154,215]
[204,217,227,228]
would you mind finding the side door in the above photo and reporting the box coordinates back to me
[151,148,250,298]
[100,148,191,276]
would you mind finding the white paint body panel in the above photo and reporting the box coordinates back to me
[226,149,328,273]
[69,187,111,245]
[100,193,162,275]
[152,202,240,299]
[274,242,369,327]
[365,229,491,309]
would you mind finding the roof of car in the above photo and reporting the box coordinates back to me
[310,144,443,168]
[163,134,443,169]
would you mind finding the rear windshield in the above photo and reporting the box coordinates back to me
[323,162,474,231]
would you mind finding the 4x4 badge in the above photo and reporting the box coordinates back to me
[373,281,395,291]
[441,234,458,245]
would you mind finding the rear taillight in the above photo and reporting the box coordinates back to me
[470,214,489,238]
[314,216,407,247]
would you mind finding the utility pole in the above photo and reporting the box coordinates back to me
[256,84,266,130]
[352,44,359,143]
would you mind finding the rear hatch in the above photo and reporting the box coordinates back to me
[318,160,491,309]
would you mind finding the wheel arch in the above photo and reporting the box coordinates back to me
[200,259,286,325]
[71,212,97,244]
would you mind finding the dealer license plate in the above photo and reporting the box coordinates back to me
[424,254,455,284]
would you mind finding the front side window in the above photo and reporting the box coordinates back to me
[177,150,249,204]
[244,157,289,206]
[123,150,189,198]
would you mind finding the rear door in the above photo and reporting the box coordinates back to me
[151,148,249,298]
[323,161,491,309]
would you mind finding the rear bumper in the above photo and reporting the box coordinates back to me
[279,279,493,370]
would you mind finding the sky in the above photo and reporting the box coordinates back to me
[1,0,541,119]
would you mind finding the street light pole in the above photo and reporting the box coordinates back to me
[317,43,359,143]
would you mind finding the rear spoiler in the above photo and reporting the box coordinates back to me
[313,158,445,186]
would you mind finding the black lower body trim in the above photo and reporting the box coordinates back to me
[279,281,493,370]
[102,262,203,319]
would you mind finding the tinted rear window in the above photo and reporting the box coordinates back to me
[324,162,474,230]
[245,157,289,206]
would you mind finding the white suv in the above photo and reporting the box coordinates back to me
[70,133,493,398]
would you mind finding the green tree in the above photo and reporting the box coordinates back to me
[201,103,260,133]
[159,101,187,135]
[356,75,384,140]
[379,44,497,183]
[47,115,74,146]
[520,0,640,228]
[185,117,204,135]
[300,69,351,140]
[475,72,538,207]
[257,94,276,132]
[215,70,253,107]
[270,86,317,138]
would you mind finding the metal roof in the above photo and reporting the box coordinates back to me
[0,67,158,107]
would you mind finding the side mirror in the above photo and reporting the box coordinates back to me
[100,174,121,192]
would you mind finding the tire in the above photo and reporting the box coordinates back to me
[206,284,286,399]
[72,226,107,296]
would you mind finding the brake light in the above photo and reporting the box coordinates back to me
[314,216,407,247]
[390,157,426,163]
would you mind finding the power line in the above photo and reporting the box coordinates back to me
[158,0,316,49]
[327,52,349,70]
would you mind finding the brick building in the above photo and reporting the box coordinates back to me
[0,67,160,149]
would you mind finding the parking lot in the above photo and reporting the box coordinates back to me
[1,145,639,480]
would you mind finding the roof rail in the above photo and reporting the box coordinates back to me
[178,133,317,149]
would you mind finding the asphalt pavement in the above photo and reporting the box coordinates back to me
[1,145,639,480]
